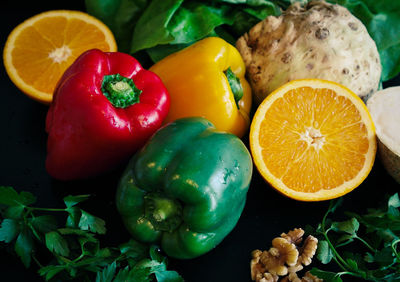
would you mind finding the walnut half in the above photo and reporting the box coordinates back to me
[250,228,319,282]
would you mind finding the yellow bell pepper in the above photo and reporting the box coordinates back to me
[150,37,252,138]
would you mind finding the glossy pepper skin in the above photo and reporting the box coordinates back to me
[149,37,252,138]
[46,49,169,180]
[116,117,252,259]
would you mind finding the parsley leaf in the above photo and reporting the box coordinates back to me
[310,268,343,282]
[30,215,57,234]
[38,265,66,281]
[0,218,19,243]
[327,197,343,214]
[0,186,36,206]
[65,206,82,228]
[155,270,184,282]
[64,194,91,208]
[119,239,148,261]
[331,218,360,236]
[149,245,165,263]
[14,228,34,267]
[78,210,106,234]
[128,263,153,282]
[45,231,70,257]
[4,205,25,219]
[0,187,183,281]
[313,193,400,281]
[388,193,400,208]
[316,240,334,264]
[113,266,130,282]
[373,246,396,267]
[96,261,117,282]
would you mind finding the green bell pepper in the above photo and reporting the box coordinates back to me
[116,117,252,259]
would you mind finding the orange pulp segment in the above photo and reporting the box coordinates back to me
[250,79,377,201]
[3,10,117,103]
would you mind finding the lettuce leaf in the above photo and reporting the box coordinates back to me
[85,0,280,62]
[86,0,400,80]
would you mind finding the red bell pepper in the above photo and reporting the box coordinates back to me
[45,49,170,180]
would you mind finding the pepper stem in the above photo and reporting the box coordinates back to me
[101,74,142,108]
[224,67,243,109]
[144,193,182,232]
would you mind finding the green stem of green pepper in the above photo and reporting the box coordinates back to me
[144,193,182,232]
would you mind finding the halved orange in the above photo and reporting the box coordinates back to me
[3,10,117,104]
[250,79,376,201]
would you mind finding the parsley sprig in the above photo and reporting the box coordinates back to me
[0,186,183,281]
[310,193,400,281]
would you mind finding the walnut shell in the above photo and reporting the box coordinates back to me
[250,228,319,281]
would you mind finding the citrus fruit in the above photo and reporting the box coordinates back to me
[367,86,400,184]
[250,79,376,201]
[3,10,117,104]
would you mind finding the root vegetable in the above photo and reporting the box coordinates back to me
[367,86,400,184]
[236,0,382,104]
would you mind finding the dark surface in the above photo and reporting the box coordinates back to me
[1,1,400,282]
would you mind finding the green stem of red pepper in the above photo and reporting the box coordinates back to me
[102,73,142,108]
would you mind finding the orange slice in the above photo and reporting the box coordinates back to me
[250,79,376,201]
[3,10,117,104]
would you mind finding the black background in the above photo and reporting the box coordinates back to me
[1,1,400,281]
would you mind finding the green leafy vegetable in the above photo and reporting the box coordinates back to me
[30,215,57,234]
[310,268,343,282]
[63,194,91,208]
[0,186,183,282]
[316,240,334,264]
[0,219,19,243]
[130,0,183,53]
[0,186,36,206]
[96,261,117,282]
[45,231,70,257]
[146,43,191,62]
[78,210,106,234]
[312,193,400,281]
[155,270,183,282]
[85,0,282,62]
[331,217,359,235]
[85,0,400,80]
[168,2,234,44]
[14,229,34,268]
[85,0,148,52]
